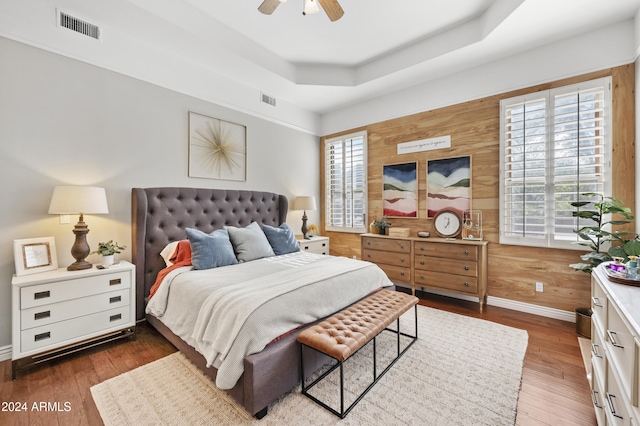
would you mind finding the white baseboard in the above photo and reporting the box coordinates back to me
[0,344,11,362]
[398,284,576,323]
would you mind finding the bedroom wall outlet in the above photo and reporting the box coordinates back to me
[59,214,70,224]
[535,282,544,292]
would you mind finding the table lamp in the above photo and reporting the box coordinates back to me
[292,196,316,239]
[48,186,109,271]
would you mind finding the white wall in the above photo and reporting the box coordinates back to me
[0,37,320,350]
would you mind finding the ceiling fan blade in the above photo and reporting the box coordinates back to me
[317,0,344,21]
[258,0,282,15]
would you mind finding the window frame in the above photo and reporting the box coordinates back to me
[499,77,613,250]
[324,130,368,234]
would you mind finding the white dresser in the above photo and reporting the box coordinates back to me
[591,264,640,425]
[297,236,330,255]
[11,261,136,379]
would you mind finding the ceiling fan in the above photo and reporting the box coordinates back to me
[259,0,345,22]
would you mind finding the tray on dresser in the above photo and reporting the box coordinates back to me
[604,264,640,286]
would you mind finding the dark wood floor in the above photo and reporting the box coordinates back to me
[0,291,595,426]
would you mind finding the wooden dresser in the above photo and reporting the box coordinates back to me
[361,234,489,312]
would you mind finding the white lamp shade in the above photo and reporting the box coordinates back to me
[48,186,109,215]
[293,196,317,211]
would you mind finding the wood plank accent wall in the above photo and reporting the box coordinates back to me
[321,64,635,312]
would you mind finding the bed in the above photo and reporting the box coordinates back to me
[131,187,392,418]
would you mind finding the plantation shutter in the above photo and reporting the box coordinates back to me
[325,131,367,232]
[500,77,611,249]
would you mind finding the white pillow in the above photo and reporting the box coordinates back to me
[160,241,180,266]
[226,222,275,262]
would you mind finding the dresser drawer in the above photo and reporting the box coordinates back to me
[21,289,130,330]
[591,326,607,386]
[606,303,634,396]
[21,306,130,353]
[592,369,607,426]
[376,263,411,283]
[363,249,410,268]
[606,361,632,425]
[414,270,478,293]
[414,242,478,261]
[414,255,477,277]
[362,237,411,254]
[299,238,329,254]
[20,271,131,309]
[591,275,608,331]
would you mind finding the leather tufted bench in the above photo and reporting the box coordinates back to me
[297,289,418,418]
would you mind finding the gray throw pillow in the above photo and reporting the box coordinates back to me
[185,227,238,270]
[262,223,301,255]
[226,221,275,262]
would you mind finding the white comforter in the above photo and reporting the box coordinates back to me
[145,252,392,389]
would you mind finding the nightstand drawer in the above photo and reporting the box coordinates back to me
[414,270,478,293]
[20,271,131,309]
[21,289,130,330]
[21,306,130,353]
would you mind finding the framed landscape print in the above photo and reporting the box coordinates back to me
[427,156,471,218]
[383,162,418,218]
[188,111,247,181]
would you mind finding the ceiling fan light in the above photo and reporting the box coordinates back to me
[303,0,319,15]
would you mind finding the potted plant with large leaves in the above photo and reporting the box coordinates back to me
[570,193,635,274]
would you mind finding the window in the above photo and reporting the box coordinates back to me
[325,131,367,233]
[499,77,612,249]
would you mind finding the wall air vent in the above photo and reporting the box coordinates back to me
[261,93,277,107]
[57,9,101,41]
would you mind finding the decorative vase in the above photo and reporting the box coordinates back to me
[101,254,115,266]
[369,221,377,234]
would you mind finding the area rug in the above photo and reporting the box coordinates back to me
[91,306,528,425]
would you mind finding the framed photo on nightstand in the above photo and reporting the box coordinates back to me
[13,236,58,276]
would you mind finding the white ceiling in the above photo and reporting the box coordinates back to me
[122,0,640,114]
[1,0,640,130]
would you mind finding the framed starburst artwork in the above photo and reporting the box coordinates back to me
[188,111,247,181]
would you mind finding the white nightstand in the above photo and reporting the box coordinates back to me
[297,236,330,255]
[11,261,136,379]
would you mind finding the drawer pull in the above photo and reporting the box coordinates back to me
[420,260,425,265]
[367,254,371,258]
[420,275,425,280]
[591,296,603,308]
[420,246,424,251]
[400,244,405,249]
[34,332,51,342]
[606,330,624,349]
[591,343,603,358]
[400,257,405,263]
[592,390,603,409]
[110,296,122,304]
[464,250,469,255]
[109,278,122,286]
[464,282,470,287]
[321,243,326,247]
[367,241,371,245]
[400,271,405,276]
[34,311,51,321]
[464,266,470,271]
[606,392,623,419]
[34,290,50,300]
[110,314,122,322]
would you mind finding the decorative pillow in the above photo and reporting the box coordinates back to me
[262,223,301,255]
[160,240,183,266]
[226,221,275,262]
[185,228,238,270]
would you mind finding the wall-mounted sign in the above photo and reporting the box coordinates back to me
[397,135,451,155]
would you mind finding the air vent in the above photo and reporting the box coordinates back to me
[57,9,101,41]
[261,93,277,107]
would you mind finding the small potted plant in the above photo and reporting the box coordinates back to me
[373,216,391,235]
[92,240,126,266]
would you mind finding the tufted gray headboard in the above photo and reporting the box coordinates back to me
[131,187,289,321]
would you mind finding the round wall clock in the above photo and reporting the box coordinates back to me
[433,210,462,238]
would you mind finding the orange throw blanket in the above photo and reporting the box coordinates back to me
[148,240,192,300]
